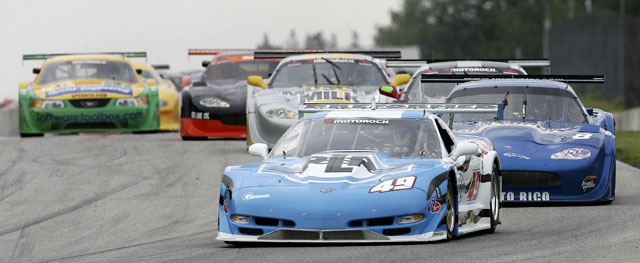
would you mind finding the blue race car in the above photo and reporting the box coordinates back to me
[218,105,503,243]
[415,74,615,203]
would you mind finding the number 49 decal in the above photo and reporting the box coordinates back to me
[369,176,416,193]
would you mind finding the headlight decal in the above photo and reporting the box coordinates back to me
[550,148,591,160]
[265,108,297,119]
[199,97,230,108]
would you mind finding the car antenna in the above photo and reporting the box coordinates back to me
[522,87,527,122]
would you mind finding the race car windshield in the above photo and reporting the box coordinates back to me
[203,61,279,84]
[140,70,161,83]
[269,59,389,88]
[447,86,587,128]
[270,118,442,158]
[38,61,139,84]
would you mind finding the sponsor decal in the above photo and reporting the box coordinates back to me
[503,152,531,160]
[450,67,498,73]
[313,58,355,64]
[190,112,210,120]
[324,119,390,125]
[318,188,336,193]
[501,191,550,201]
[429,199,441,213]
[45,85,133,98]
[222,200,230,214]
[241,55,254,60]
[242,192,270,201]
[581,179,596,191]
[308,154,379,173]
[35,112,143,123]
[369,176,416,193]
[459,211,477,225]
[303,90,353,102]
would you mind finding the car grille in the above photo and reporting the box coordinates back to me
[220,115,246,126]
[64,122,118,130]
[258,229,389,241]
[69,99,111,108]
[502,171,561,187]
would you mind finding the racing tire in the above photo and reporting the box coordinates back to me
[19,133,43,138]
[487,165,500,233]
[445,178,457,240]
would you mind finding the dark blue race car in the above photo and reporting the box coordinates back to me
[414,75,615,203]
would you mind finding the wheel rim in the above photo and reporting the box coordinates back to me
[491,173,499,222]
[446,191,454,233]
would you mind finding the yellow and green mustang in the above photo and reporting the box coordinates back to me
[18,52,160,137]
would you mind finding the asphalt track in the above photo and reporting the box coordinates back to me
[0,133,638,263]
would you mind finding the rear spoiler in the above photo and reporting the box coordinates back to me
[299,103,504,126]
[152,64,170,70]
[254,50,402,59]
[424,59,550,68]
[420,74,605,84]
[385,59,549,69]
[188,49,325,56]
[23,52,147,60]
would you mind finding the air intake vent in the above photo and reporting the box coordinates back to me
[502,171,561,187]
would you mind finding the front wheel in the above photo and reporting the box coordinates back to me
[445,178,457,240]
[487,166,500,233]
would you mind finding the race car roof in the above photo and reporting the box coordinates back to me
[302,110,434,120]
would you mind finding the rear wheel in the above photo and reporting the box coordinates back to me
[445,178,457,240]
[487,166,500,233]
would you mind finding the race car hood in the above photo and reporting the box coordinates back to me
[454,121,606,170]
[226,151,450,192]
[33,79,145,100]
[223,152,451,227]
[189,80,246,114]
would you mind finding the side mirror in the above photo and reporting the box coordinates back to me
[392,73,411,86]
[585,108,594,116]
[248,143,269,158]
[181,75,192,90]
[32,68,40,74]
[248,75,267,88]
[202,60,210,68]
[18,82,29,90]
[450,142,478,161]
[146,79,157,87]
[379,85,402,99]
[135,69,143,74]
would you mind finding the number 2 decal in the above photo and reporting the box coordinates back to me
[369,176,416,193]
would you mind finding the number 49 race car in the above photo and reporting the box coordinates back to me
[217,103,503,243]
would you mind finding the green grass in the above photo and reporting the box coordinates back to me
[578,92,626,113]
[617,131,640,168]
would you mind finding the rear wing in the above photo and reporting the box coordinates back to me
[254,50,401,59]
[420,74,605,84]
[385,59,549,69]
[299,103,504,127]
[23,52,147,61]
[188,49,325,56]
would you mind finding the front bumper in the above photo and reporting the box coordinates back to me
[20,100,159,134]
[180,118,246,138]
[217,229,447,243]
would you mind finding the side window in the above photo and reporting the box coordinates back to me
[434,119,454,153]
